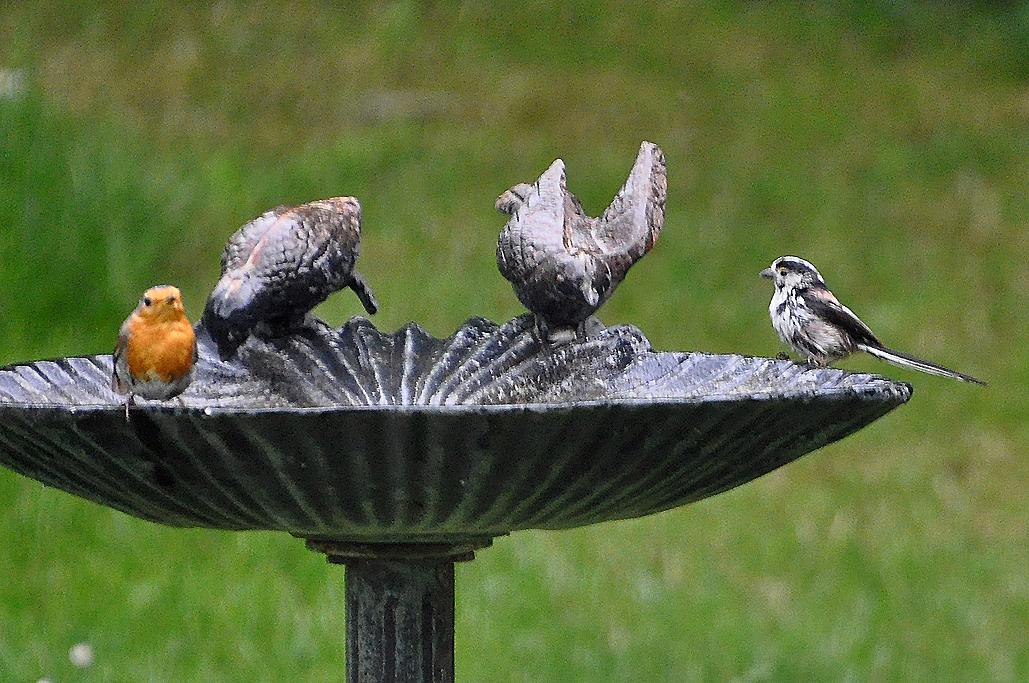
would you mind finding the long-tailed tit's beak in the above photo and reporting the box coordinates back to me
[759,267,774,279]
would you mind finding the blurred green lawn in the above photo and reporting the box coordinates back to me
[1,2,1027,680]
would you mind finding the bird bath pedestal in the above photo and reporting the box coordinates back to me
[0,315,910,681]
[307,539,489,681]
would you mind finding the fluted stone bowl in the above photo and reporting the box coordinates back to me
[0,315,910,543]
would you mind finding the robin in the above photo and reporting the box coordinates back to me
[112,285,197,420]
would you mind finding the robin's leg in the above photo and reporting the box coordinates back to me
[124,394,135,422]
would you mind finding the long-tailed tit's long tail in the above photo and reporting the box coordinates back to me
[857,344,986,385]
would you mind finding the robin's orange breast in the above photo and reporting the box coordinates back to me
[125,317,196,383]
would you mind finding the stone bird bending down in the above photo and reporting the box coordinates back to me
[203,196,379,360]
[112,285,197,420]
[495,141,667,344]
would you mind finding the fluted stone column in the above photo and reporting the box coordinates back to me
[345,559,455,683]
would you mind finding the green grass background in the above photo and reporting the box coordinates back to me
[1,2,1026,680]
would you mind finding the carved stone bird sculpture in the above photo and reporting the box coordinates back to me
[203,196,379,360]
[495,141,666,343]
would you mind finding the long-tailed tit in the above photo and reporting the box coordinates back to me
[760,256,985,385]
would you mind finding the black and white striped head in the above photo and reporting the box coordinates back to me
[760,256,826,291]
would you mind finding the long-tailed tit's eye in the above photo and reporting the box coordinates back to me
[778,268,788,276]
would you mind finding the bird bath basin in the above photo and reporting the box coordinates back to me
[0,313,910,680]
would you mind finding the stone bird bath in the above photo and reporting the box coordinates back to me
[0,313,910,681]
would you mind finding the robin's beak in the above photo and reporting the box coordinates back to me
[759,267,775,279]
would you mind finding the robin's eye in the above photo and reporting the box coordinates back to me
[143,297,152,306]
[166,296,176,304]
[778,268,788,276]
